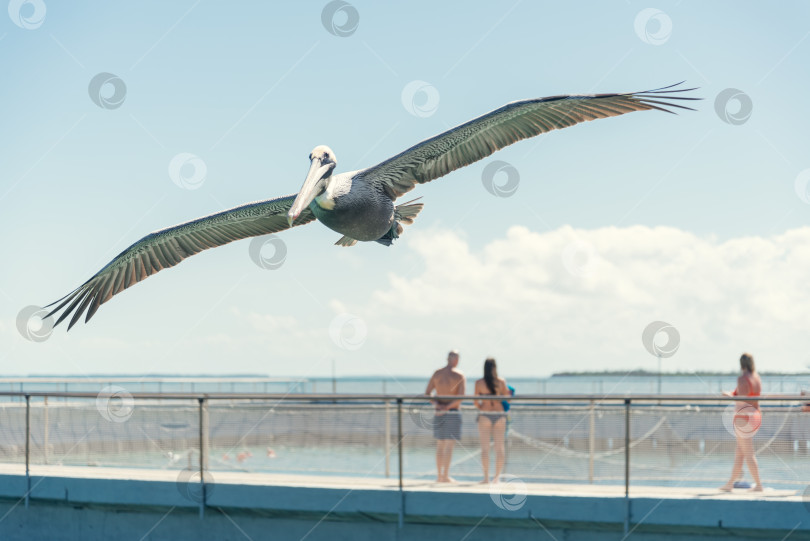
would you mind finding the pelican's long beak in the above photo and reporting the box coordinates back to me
[287,159,333,226]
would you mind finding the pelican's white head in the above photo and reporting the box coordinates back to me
[288,145,338,226]
[309,145,337,166]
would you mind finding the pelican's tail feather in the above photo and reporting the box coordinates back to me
[394,197,424,225]
[374,198,425,247]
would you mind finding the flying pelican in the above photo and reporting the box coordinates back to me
[44,83,698,330]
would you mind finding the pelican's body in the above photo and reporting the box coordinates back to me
[43,83,698,329]
[309,170,395,242]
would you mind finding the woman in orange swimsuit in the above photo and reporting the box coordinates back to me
[474,358,510,484]
[720,353,763,492]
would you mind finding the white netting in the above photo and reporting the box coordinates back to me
[402,401,810,486]
[0,398,808,488]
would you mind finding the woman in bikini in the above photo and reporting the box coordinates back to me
[474,358,509,484]
[720,353,763,492]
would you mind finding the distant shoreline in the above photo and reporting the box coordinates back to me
[551,370,810,377]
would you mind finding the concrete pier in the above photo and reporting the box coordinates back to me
[0,465,808,540]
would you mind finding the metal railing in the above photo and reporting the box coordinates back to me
[1,392,808,527]
[2,374,808,398]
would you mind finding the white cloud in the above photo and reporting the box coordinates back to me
[342,225,810,375]
[25,225,807,379]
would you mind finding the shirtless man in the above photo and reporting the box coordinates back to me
[425,350,466,483]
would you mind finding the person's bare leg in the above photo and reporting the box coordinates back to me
[492,417,507,482]
[436,440,449,483]
[438,440,451,482]
[478,416,492,483]
[740,438,763,490]
[435,441,444,482]
[440,440,456,482]
[720,442,744,491]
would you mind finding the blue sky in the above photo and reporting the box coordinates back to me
[1,1,809,379]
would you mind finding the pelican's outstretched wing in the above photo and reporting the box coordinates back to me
[361,83,699,199]
[45,194,315,330]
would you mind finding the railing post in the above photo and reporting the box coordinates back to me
[43,397,49,465]
[397,398,404,529]
[25,394,30,509]
[384,399,391,478]
[588,399,595,484]
[198,397,207,519]
[624,398,631,535]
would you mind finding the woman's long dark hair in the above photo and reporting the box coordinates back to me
[484,358,498,394]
